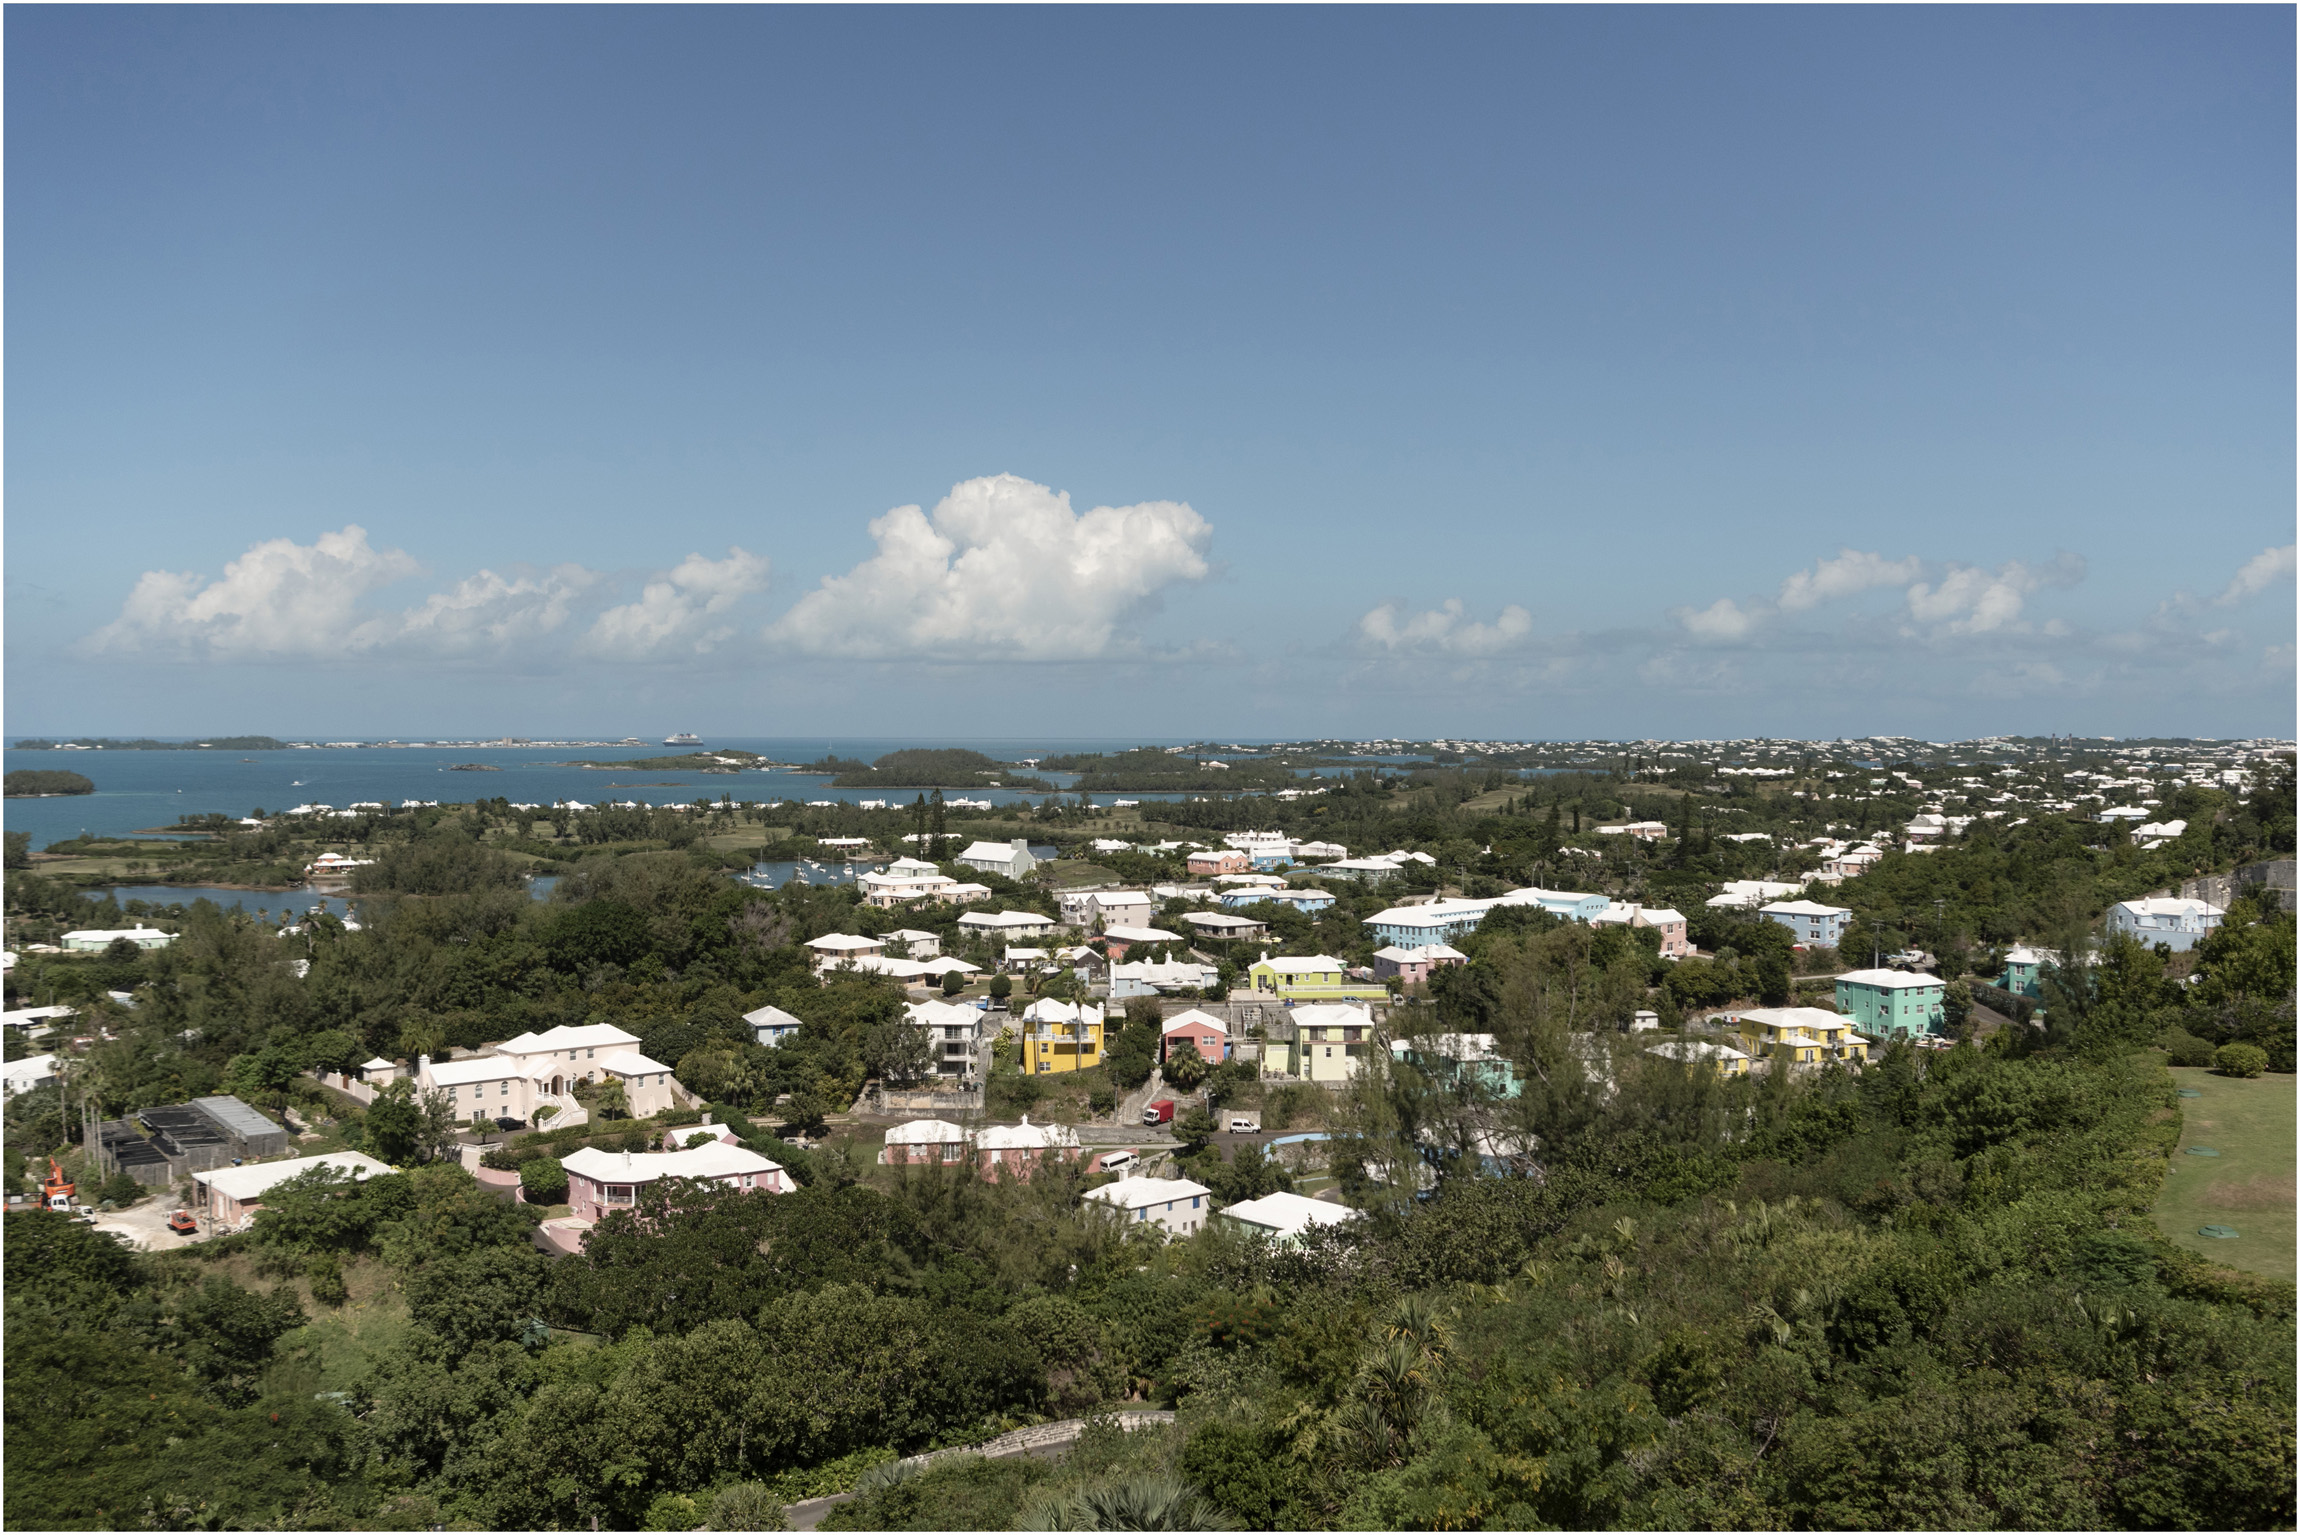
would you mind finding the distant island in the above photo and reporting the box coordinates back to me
[446,763,502,772]
[12,736,287,751]
[4,769,94,797]
[1036,747,1315,791]
[570,749,770,773]
[814,747,1053,790]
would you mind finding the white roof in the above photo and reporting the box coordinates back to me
[598,1050,674,1077]
[744,1004,805,1031]
[885,928,940,942]
[1023,998,1105,1024]
[1372,944,1467,963]
[1836,968,1942,989]
[906,999,981,1029]
[1092,890,1153,905]
[1646,1039,1750,1063]
[1,1006,76,1027]
[1103,926,1183,943]
[1638,907,1687,926]
[2,1053,59,1084]
[1254,954,1348,973]
[1221,1190,1359,1239]
[1161,1008,1229,1036]
[805,933,886,953]
[424,1055,534,1087]
[2113,897,2225,918]
[887,857,941,874]
[1290,1002,1374,1028]
[561,1141,785,1184]
[1761,900,1854,918]
[2003,946,2056,965]
[360,1057,397,1071]
[1730,1006,1860,1034]
[196,1150,394,1201]
[960,840,1028,861]
[1084,1174,1212,1211]
[885,1118,970,1145]
[63,927,174,943]
[957,910,1054,929]
[975,1115,1080,1151]
[1183,911,1265,927]
[498,1022,643,1056]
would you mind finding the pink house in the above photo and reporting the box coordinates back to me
[1186,850,1249,877]
[1373,944,1468,986]
[879,1118,972,1166]
[1160,1008,1230,1062]
[560,1141,791,1223]
[973,1117,1082,1181]
[1591,903,1692,959]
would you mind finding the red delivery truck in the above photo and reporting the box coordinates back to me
[1142,1099,1175,1126]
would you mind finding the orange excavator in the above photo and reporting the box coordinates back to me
[41,1158,76,1213]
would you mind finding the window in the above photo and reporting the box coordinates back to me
[606,1185,633,1205]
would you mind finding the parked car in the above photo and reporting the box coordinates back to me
[1228,1115,1260,1134]
[1142,1099,1176,1126]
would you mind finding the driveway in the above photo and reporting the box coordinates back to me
[91,1193,204,1252]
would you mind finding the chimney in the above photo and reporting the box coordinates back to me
[701,1111,712,1127]
[417,1054,431,1070]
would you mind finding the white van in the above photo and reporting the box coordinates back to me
[1228,1115,1260,1134]
[1097,1151,1137,1174]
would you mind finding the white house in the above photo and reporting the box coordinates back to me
[905,998,983,1078]
[1218,1190,1360,1247]
[2,1052,59,1097]
[61,927,176,953]
[1086,1174,1213,1237]
[1707,880,1807,910]
[805,933,888,972]
[958,910,1059,940]
[960,839,1040,878]
[880,1117,973,1166]
[859,871,961,908]
[1087,891,1155,929]
[2107,896,2226,953]
[884,929,944,959]
[1110,958,1221,997]
[745,1004,806,1048]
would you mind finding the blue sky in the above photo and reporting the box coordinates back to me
[8,6,2293,742]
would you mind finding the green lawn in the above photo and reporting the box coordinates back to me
[2152,1066,2295,1282]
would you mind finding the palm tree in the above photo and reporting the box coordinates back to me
[1019,1473,1235,1531]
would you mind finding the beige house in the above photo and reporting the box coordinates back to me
[417,1022,683,1126]
[195,1150,393,1229]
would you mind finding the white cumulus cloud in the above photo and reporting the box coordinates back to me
[1358,598,1535,655]
[1776,549,1923,612]
[90,525,424,658]
[398,566,604,656]
[1903,552,2082,637]
[1671,597,1763,642]
[2214,544,2296,607]
[87,525,772,664]
[584,548,770,657]
[766,475,1211,660]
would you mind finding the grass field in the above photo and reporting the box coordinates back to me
[2152,1065,2295,1282]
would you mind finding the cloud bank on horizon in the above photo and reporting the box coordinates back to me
[79,477,2294,729]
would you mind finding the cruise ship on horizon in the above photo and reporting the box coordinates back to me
[663,732,703,746]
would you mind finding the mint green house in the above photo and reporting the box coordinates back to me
[1835,969,1945,1039]
[1996,946,2054,999]
[1389,1032,1521,1099]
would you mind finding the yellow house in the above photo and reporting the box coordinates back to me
[1644,1038,1750,1077]
[1724,1006,1872,1067]
[1248,953,1386,1003]
[1021,1000,1104,1075]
